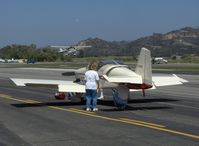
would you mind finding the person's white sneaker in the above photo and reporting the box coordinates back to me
[86,108,91,111]
[93,108,98,112]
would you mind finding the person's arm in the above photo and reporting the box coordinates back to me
[95,72,100,90]
[96,80,100,90]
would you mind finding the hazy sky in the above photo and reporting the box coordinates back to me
[0,0,199,47]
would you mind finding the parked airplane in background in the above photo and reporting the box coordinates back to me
[11,48,187,109]
[0,58,5,63]
[50,45,91,56]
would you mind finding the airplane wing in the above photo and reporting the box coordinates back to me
[50,45,91,49]
[10,78,85,93]
[152,74,188,87]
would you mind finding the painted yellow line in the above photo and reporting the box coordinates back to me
[69,108,96,114]
[47,106,199,139]
[0,93,96,116]
[120,118,165,128]
[47,106,97,116]
[25,99,41,104]
[0,93,31,103]
[23,100,95,115]
[12,98,96,115]
[0,93,198,139]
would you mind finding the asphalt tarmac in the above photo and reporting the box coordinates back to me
[0,67,198,146]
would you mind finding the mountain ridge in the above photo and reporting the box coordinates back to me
[78,26,199,57]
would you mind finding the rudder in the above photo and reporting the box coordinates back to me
[135,48,152,85]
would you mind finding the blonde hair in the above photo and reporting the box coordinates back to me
[88,61,98,71]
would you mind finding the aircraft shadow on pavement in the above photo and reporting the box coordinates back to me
[100,105,172,112]
[11,101,85,108]
[128,98,179,104]
[11,98,177,111]
[99,98,177,111]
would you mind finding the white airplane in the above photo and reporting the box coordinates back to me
[11,48,188,109]
[0,58,5,63]
[153,57,168,64]
[50,45,91,56]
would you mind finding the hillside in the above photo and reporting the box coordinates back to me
[78,27,199,57]
[0,26,199,59]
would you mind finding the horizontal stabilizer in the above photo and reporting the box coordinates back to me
[103,75,142,84]
[152,74,188,87]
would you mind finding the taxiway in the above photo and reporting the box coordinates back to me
[0,67,198,146]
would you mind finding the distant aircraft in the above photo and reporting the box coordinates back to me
[11,48,187,109]
[7,58,19,63]
[0,58,5,63]
[50,45,92,56]
[153,57,168,64]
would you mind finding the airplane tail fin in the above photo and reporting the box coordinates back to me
[135,48,152,85]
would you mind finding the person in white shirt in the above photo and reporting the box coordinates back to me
[85,62,100,112]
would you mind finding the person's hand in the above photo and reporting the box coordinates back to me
[99,75,104,79]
